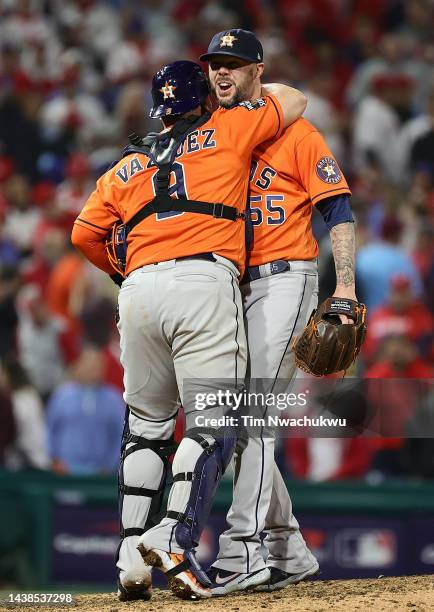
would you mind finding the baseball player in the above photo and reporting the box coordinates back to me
[199,30,355,594]
[71,60,307,601]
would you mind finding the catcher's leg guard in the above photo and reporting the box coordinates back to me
[170,428,236,550]
[116,408,177,593]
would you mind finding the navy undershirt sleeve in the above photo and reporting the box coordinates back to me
[316,195,354,230]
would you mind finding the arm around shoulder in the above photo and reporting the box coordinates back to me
[262,83,307,128]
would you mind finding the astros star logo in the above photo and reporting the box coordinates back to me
[323,163,336,177]
[160,81,177,100]
[316,156,342,184]
[220,33,238,47]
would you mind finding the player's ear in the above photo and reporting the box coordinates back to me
[256,63,265,80]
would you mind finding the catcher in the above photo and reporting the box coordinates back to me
[72,59,306,601]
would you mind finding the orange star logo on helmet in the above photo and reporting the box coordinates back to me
[220,33,238,47]
[160,81,177,100]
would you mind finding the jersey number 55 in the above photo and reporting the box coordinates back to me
[249,194,285,226]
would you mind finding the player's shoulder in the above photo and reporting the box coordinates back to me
[212,97,276,140]
[104,147,150,187]
[96,158,123,188]
[108,132,161,173]
[283,117,318,142]
[254,118,317,154]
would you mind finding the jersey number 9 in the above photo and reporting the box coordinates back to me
[151,162,187,220]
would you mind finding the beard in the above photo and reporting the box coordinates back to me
[215,83,251,108]
[211,68,257,108]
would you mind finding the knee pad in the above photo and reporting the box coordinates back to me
[169,427,237,550]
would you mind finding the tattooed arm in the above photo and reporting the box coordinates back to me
[330,221,357,323]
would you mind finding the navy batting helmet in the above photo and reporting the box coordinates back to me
[150,60,210,119]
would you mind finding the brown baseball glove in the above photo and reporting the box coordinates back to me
[293,298,367,376]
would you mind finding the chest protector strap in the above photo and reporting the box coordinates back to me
[123,114,244,234]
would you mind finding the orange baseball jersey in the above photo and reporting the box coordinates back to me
[248,117,351,266]
[72,95,283,277]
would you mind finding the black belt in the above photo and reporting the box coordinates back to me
[241,259,290,284]
[176,252,216,263]
[128,253,216,275]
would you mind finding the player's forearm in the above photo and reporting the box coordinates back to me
[71,223,115,275]
[261,83,307,127]
[329,221,357,299]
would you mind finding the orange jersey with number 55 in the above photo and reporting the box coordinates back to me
[248,117,351,266]
[73,96,283,277]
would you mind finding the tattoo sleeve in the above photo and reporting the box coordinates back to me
[329,222,355,288]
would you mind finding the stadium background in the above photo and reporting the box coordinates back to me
[0,0,433,593]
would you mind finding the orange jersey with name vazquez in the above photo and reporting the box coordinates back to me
[248,117,351,266]
[73,96,283,277]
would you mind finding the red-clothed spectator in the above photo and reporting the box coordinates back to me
[366,356,434,378]
[54,154,94,217]
[31,181,56,209]
[0,43,32,97]
[365,334,434,379]
[364,334,433,472]
[0,156,15,183]
[363,274,433,363]
[285,437,375,481]
[103,345,123,393]
[22,226,68,298]
[29,180,75,256]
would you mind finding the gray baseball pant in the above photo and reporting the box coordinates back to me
[214,260,319,573]
[115,255,247,587]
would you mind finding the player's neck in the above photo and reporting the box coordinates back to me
[250,81,262,101]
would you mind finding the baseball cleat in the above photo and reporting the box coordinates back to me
[117,573,152,601]
[254,561,320,591]
[207,566,271,596]
[137,545,211,600]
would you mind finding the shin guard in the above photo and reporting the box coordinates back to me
[168,428,237,551]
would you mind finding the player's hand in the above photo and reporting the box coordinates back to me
[332,288,358,324]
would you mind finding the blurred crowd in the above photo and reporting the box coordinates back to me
[0,0,433,480]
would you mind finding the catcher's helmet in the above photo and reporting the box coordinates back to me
[150,60,210,119]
